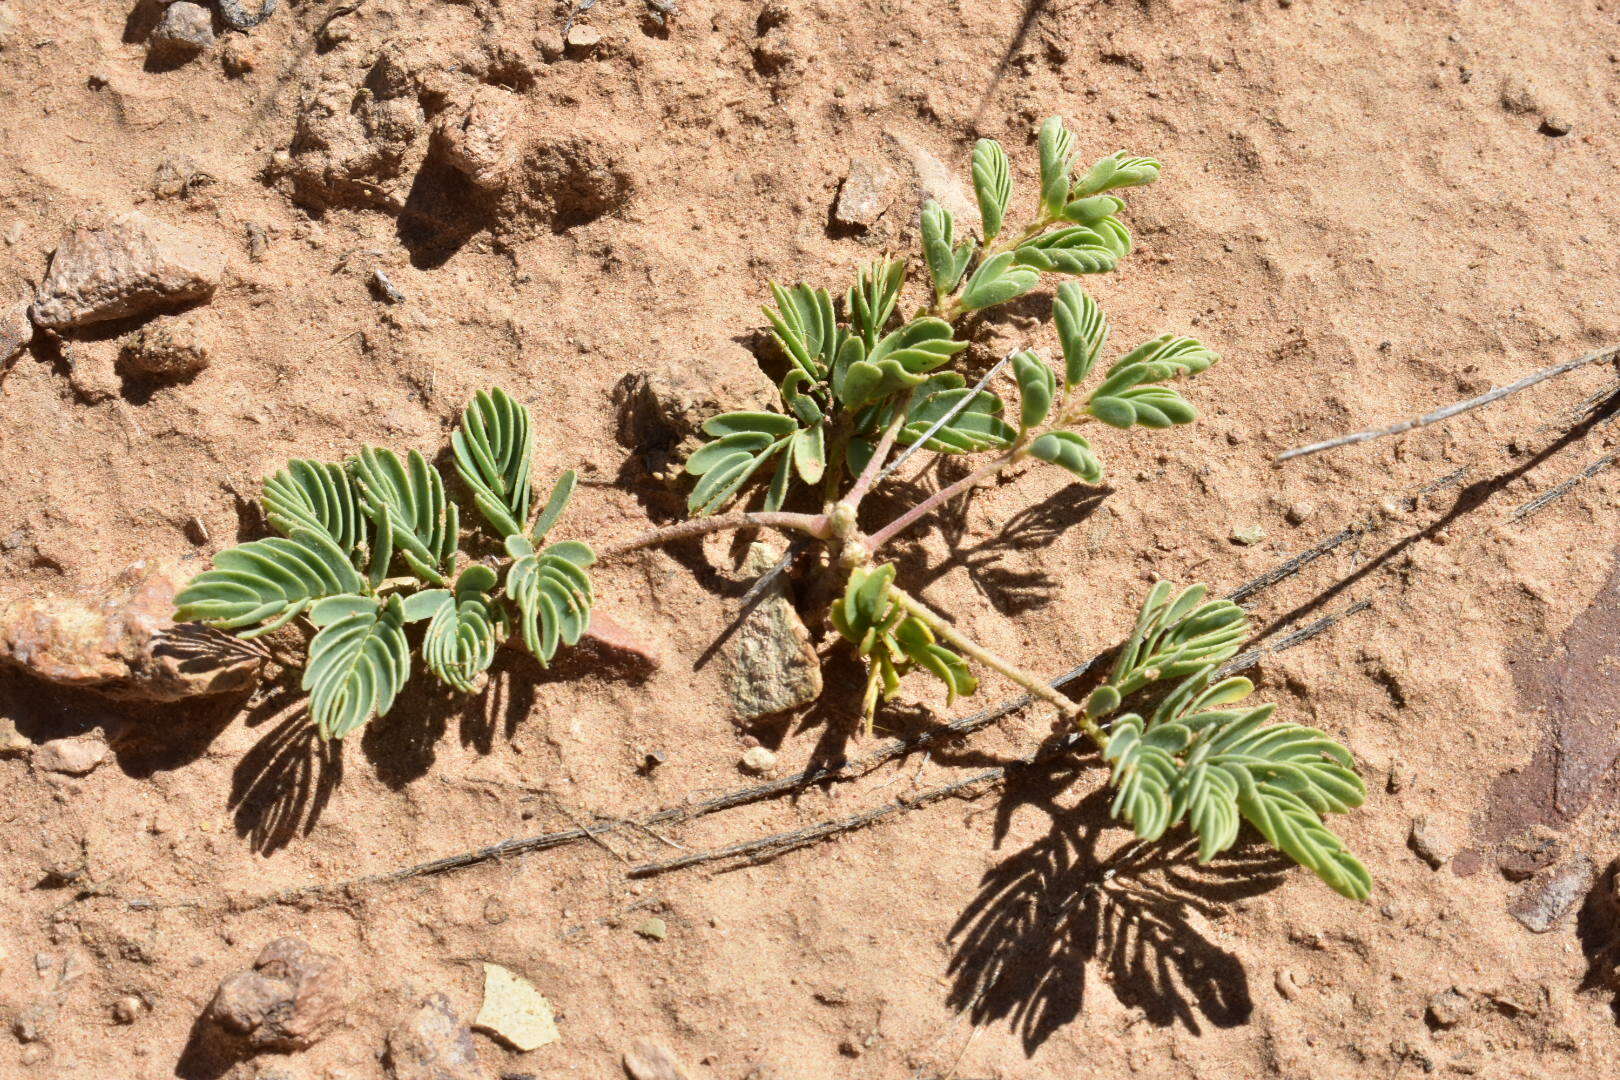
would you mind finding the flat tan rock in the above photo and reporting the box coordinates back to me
[30,212,224,330]
[472,963,558,1052]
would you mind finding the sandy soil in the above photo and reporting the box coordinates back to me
[2,0,1619,1077]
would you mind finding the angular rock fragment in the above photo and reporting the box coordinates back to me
[206,938,348,1051]
[0,560,262,702]
[834,157,895,229]
[148,3,215,66]
[33,735,109,776]
[725,543,822,722]
[1,296,29,362]
[1510,856,1595,932]
[30,213,224,330]
[386,993,483,1080]
[436,85,524,193]
[624,1038,691,1080]
[472,963,559,1052]
[120,311,215,379]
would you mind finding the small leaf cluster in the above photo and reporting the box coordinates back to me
[685,116,1216,523]
[175,390,595,739]
[829,563,977,728]
[1087,583,1371,900]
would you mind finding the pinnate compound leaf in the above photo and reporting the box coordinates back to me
[971,138,1012,241]
[837,318,968,409]
[505,537,595,666]
[959,251,1039,312]
[453,388,533,539]
[263,460,366,554]
[764,282,836,380]
[303,594,410,739]
[1104,334,1219,380]
[1072,151,1163,198]
[1038,117,1075,218]
[921,201,974,298]
[1028,431,1102,482]
[830,565,977,726]
[423,565,506,693]
[1011,350,1056,430]
[175,529,365,637]
[847,259,905,350]
[1088,385,1196,429]
[1109,582,1247,697]
[1053,282,1108,390]
[1015,222,1129,276]
[899,384,1015,454]
[352,447,454,584]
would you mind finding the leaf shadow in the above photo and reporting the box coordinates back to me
[948,761,1287,1051]
[875,461,1111,617]
[228,683,344,856]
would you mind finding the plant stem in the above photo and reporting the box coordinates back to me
[599,511,829,559]
[865,454,1010,550]
[889,587,1109,750]
[843,390,914,509]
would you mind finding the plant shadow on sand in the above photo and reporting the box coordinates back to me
[226,640,646,854]
[948,760,1290,1051]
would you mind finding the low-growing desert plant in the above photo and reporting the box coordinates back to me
[177,117,1369,899]
[174,390,595,738]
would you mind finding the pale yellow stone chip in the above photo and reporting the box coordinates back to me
[473,962,559,1052]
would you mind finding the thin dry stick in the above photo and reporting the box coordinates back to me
[1277,344,1620,462]
[128,512,1375,911]
[1509,451,1618,521]
[629,598,1376,879]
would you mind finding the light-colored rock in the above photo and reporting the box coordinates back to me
[207,938,348,1051]
[472,963,558,1053]
[1510,856,1595,932]
[0,718,29,757]
[834,157,895,228]
[564,24,602,55]
[33,735,108,776]
[1426,987,1469,1029]
[436,85,523,192]
[634,916,668,941]
[1231,524,1266,546]
[30,213,224,330]
[0,560,262,701]
[740,745,778,774]
[623,1038,691,1080]
[1407,815,1455,869]
[725,543,823,722]
[1,297,29,362]
[149,3,215,65]
[120,311,215,379]
[386,993,482,1080]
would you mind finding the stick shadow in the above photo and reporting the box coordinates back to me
[948,763,1288,1051]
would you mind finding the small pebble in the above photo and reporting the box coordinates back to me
[565,24,602,55]
[1426,987,1468,1029]
[112,996,142,1024]
[1230,524,1266,546]
[740,746,777,774]
[1408,815,1455,869]
[370,269,406,304]
[634,916,667,941]
[1285,501,1315,525]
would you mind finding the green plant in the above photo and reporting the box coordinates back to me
[176,117,1370,900]
[174,389,595,738]
[659,117,1370,898]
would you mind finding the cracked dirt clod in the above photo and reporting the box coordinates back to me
[436,84,524,193]
[206,938,348,1051]
[30,213,224,330]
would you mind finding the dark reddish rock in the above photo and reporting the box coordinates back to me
[206,938,348,1051]
[385,993,483,1080]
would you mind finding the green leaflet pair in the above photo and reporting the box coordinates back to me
[175,389,595,739]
